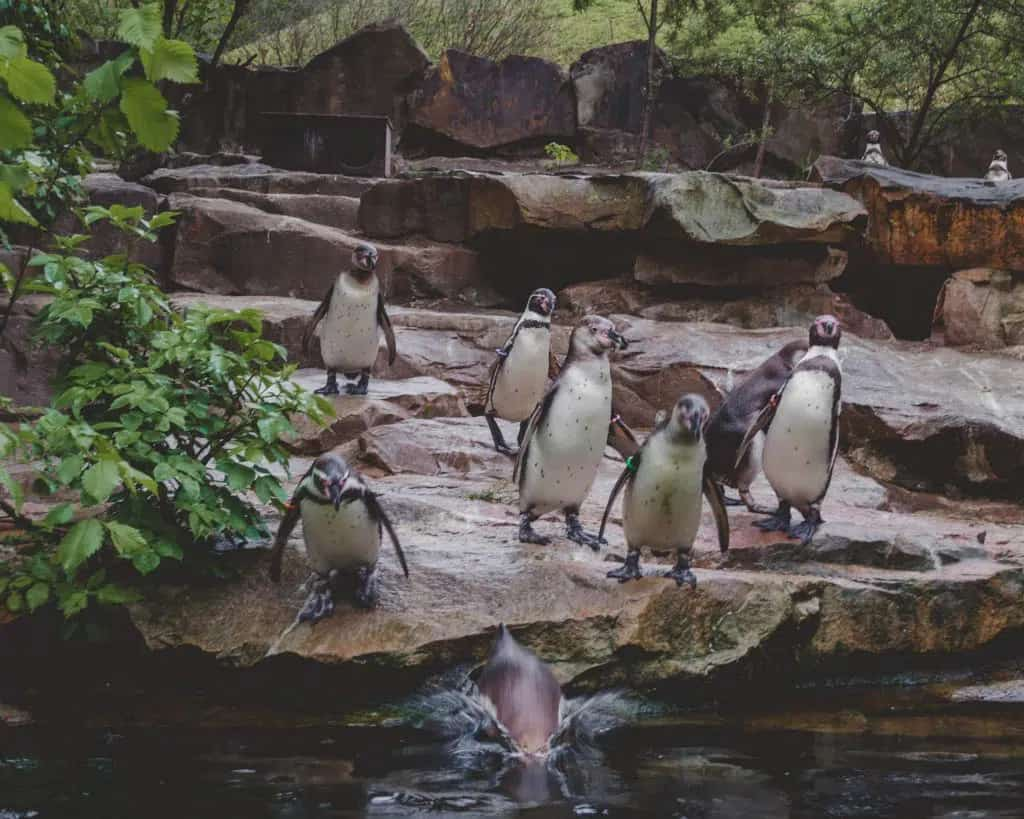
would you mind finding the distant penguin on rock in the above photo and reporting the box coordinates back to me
[985,149,1011,181]
[736,315,843,545]
[269,452,408,623]
[705,339,809,514]
[861,130,887,166]
[303,243,396,397]
[601,394,729,587]
[484,288,558,456]
[514,316,631,548]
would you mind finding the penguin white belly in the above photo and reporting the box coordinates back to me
[491,328,550,422]
[320,275,380,373]
[300,499,381,574]
[763,370,835,507]
[520,362,611,515]
[623,441,705,551]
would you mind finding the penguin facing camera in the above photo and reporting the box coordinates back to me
[484,288,559,456]
[984,149,1011,182]
[601,393,729,587]
[705,339,809,514]
[514,316,631,548]
[735,315,843,545]
[861,130,887,166]
[303,243,396,397]
[269,453,408,623]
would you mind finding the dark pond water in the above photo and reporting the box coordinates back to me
[3,681,1024,819]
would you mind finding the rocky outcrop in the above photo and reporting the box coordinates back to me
[934,268,1024,348]
[187,188,360,231]
[0,292,57,409]
[164,194,482,301]
[124,413,1024,693]
[143,163,376,197]
[812,156,1024,270]
[405,51,576,153]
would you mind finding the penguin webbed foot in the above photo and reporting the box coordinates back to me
[607,551,642,582]
[353,565,379,609]
[298,573,337,624]
[788,509,822,545]
[565,513,605,551]
[485,413,518,457]
[753,505,792,533]
[343,372,370,396]
[314,373,341,396]
[518,513,551,545]
[723,494,744,507]
[664,556,697,589]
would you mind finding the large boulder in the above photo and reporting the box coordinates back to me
[405,51,576,153]
[143,163,376,197]
[187,187,360,231]
[935,268,1024,348]
[571,41,659,135]
[0,292,57,409]
[164,194,482,302]
[634,245,848,288]
[812,156,1024,270]
[297,22,431,131]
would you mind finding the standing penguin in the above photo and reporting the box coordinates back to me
[861,130,887,166]
[269,452,408,623]
[514,316,628,548]
[475,624,563,756]
[601,394,729,586]
[303,243,396,396]
[735,315,843,544]
[704,339,808,514]
[984,149,1011,181]
[484,288,558,456]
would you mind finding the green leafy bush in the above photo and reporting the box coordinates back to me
[0,206,332,622]
[544,142,580,166]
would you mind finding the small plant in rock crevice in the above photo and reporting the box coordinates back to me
[544,142,580,166]
[0,205,333,627]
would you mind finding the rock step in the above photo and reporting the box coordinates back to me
[143,163,378,197]
[187,187,360,232]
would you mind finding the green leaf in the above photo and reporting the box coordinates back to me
[253,475,286,504]
[219,461,255,492]
[26,582,50,612]
[153,539,183,560]
[140,37,198,84]
[57,454,85,485]
[2,56,56,105]
[42,502,74,528]
[106,521,146,557]
[59,589,89,617]
[257,415,291,443]
[0,94,31,150]
[6,590,24,613]
[0,27,25,60]
[57,518,105,575]
[0,465,23,512]
[131,548,160,575]
[82,459,120,504]
[96,583,141,605]
[0,182,37,225]
[119,78,179,152]
[117,3,162,49]
[82,52,135,104]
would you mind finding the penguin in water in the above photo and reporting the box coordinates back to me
[484,288,558,456]
[985,149,1011,181]
[475,624,563,756]
[303,243,396,396]
[268,452,408,623]
[861,130,887,166]
[514,316,630,548]
[601,394,729,586]
[704,339,809,514]
[735,315,843,545]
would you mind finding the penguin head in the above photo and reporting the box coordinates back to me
[809,314,841,349]
[993,149,1008,163]
[351,243,379,277]
[669,393,710,441]
[572,316,627,357]
[526,288,556,318]
[866,130,881,145]
[310,453,351,510]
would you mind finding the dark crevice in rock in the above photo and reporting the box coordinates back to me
[832,261,950,340]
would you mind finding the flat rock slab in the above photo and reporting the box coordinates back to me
[813,155,1024,270]
[144,163,378,197]
[125,414,1024,693]
[286,372,468,454]
[187,187,360,232]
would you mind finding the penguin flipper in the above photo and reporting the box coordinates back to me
[484,330,516,410]
[513,381,559,486]
[547,349,560,380]
[269,489,305,582]
[599,458,637,542]
[365,490,409,577]
[377,292,397,366]
[702,470,730,553]
[302,284,334,356]
[607,412,640,459]
[734,388,783,472]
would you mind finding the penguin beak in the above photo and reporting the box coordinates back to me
[689,412,703,437]
[608,329,628,350]
[328,480,344,510]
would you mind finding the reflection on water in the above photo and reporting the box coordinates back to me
[2,685,1024,818]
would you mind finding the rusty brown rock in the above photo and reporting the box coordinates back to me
[935,268,1024,348]
[634,245,848,288]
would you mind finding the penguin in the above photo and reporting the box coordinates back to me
[484,288,558,456]
[303,243,396,396]
[984,149,1011,181]
[704,339,809,514]
[601,394,729,586]
[861,130,887,166]
[514,315,629,548]
[475,624,563,756]
[735,315,843,545]
[268,452,408,623]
